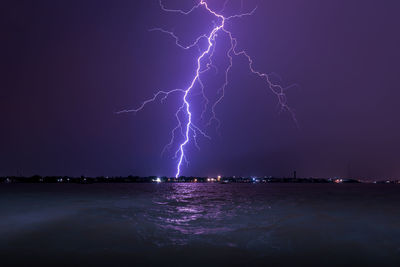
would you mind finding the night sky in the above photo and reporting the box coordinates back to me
[2,0,400,179]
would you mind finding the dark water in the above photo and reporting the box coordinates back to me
[1,183,400,266]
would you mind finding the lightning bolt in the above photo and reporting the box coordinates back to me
[118,0,296,178]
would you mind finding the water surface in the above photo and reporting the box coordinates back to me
[1,183,399,266]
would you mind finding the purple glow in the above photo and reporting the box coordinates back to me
[118,0,295,178]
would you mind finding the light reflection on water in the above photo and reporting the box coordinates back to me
[150,184,237,238]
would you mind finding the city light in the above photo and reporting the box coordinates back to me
[153,177,162,183]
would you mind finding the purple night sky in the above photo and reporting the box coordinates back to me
[1,0,400,179]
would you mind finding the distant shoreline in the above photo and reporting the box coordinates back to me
[1,176,398,184]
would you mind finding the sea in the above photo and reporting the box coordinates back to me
[1,183,399,266]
